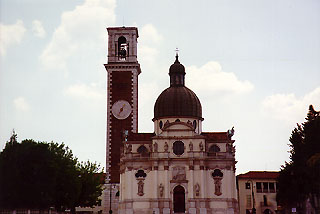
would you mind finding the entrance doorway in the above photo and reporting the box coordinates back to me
[173,185,185,213]
[263,209,272,214]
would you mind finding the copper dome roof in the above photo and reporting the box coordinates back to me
[153,55,202,120]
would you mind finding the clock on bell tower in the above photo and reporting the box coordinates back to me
[105,27,141,183]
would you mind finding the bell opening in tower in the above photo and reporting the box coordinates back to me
[117,36,128,60]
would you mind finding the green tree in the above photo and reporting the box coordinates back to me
[76,161,104,208]
[277,105,320,213]
[0,136,104,212]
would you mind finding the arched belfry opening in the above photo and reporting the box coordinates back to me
[173,185,186,213]
[117,36,128,60]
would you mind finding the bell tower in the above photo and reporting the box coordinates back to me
[105,27,140,183]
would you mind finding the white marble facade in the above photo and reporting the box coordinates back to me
[118,117,238,214]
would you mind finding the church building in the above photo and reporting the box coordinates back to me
[105,26,238,214]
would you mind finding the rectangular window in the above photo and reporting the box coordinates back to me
[256,182,262,193]
[245,182,251,189]
[246,195,252,207]
[269,182,275,193]
[263,182,269,193]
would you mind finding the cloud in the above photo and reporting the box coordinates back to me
[262,87,320,124]
[32,20,46,38]
[186,61,254,94]
[13,97,29,112]
[0,20,26,56]
[64,83,104,100]
[139,24,163,66]
[40,0,116,71]
[140,24,163,44]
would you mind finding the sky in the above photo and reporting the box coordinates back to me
[1,0,319,175]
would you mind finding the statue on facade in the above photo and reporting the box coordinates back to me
[199,142,204,151]
[189,142,193,151]
[154,142,158,152]
[214,178,222,196]
[227,126,235,139]
[164,142,169,152]
[126,144,132,153]
[159,183,164,197]
[195,183,200,196]
[137,180,144,196]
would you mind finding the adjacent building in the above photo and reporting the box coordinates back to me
[237,171,279,214]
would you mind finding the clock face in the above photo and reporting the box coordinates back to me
[112,100,132,120]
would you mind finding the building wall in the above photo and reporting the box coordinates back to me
[119,119,238,214]
[237,175,278,214]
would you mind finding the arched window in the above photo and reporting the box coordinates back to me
[117,36,127,59]
[175,119,180,122]
[159,120,163,129]
[137,145,149,157]
[173,185,185,213]
[173,141,184,155]
[193,120,197,129]
[209,145,220,153]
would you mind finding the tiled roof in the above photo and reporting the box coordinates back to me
[237,171,279,179]
[201,132,229,141]
[127,133,154,141]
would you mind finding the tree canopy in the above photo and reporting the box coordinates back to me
[0,133,104,212]
[277,105,320,212]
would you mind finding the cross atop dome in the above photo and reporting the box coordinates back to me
[175,47,180,62]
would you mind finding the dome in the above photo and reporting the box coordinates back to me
[154,86,202,119]
[153,55,202,120]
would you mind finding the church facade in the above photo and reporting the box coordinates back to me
[105,27,238,214]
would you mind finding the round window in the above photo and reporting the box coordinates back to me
[173,141,184,155]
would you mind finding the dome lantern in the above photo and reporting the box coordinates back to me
[169,54,186,87]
